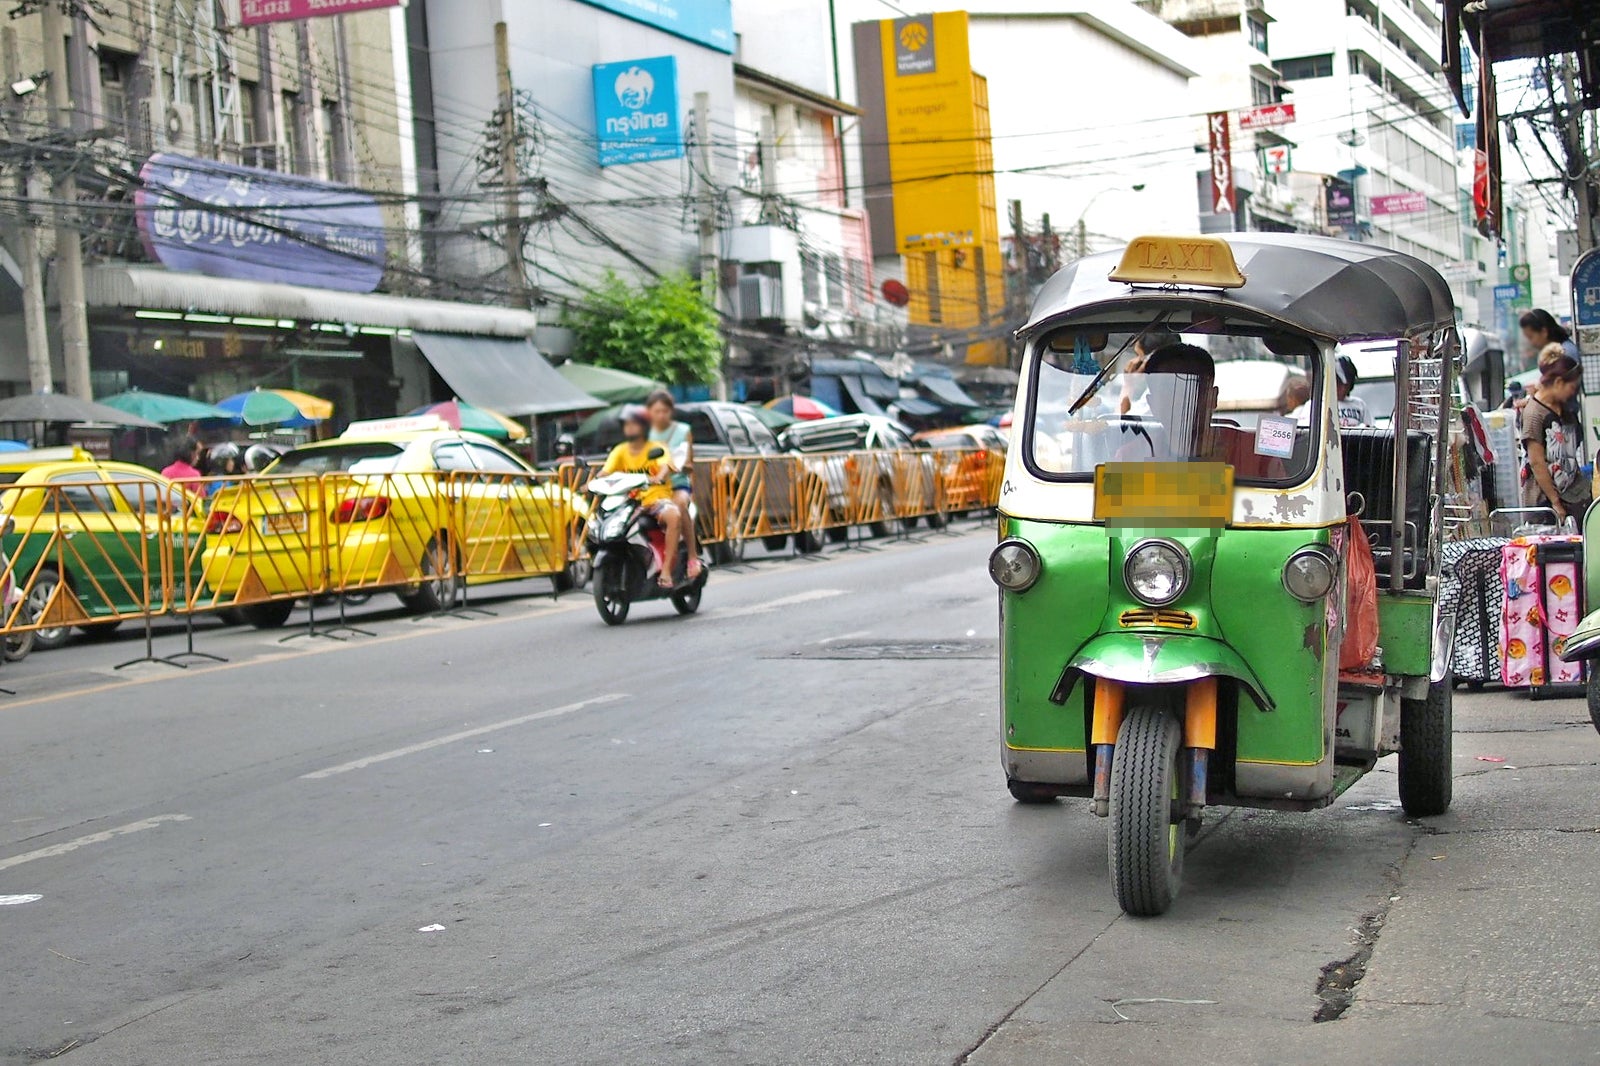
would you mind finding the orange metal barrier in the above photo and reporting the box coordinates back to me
[0,477,175,639]
[183,475,328,614]
[441,470,581,585]
[0,448,1005,650]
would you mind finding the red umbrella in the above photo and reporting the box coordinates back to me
[765,395,841,421]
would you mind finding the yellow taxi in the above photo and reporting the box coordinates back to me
[200,418,586,627]
[0,448,202,649]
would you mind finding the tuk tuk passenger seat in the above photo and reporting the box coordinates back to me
[1338,428,1433,591]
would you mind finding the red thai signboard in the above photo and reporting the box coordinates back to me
[1207,111,1233,215]
[236,0,402,27]
[1238,103,1296,131]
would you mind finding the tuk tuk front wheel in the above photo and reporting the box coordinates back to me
[1398,673,1454,817]
[1108,706,1186,916]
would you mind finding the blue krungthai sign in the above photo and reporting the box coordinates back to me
[135,153,385,293]
[577,0,733,53]
[593,56,685,167]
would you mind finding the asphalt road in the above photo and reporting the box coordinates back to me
[2,524,1598,1064]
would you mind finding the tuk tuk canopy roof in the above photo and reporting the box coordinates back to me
[1022,233,1457,344]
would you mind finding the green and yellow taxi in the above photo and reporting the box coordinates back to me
[0,448,202,649]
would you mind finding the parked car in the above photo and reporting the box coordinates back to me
[201,418,587,628]
[778,415,944,539]
[0,449,202,650]
[914,424,1007,514]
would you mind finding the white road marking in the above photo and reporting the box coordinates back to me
[0,894,43,905]
[811,629,871,645]
[300,693,630,780]
[712,589,847,620]
[0,814,192,873]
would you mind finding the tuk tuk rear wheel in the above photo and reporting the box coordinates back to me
[1398,673,1454,817]
[1108,707,1186,916]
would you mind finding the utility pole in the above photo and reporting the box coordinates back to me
[694,90,727,400]
[1041,212,1058,272]
[493,22,529,303]
[41,1,90,399]
[3,27,51,394]
[1558,54,1597,253]
[1075,217,1088,260]
[1007,199,1026,368]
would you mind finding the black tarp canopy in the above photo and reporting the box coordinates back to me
[1021,233,1457,344]
[413,332,599,417]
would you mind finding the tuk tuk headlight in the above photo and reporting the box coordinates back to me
[1283,545,1337,602]
[989,539,1041,592]
[1124,539,1189,606]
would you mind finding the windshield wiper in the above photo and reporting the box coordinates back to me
[1065,315,1175,415]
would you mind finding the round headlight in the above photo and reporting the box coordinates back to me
[1124,539,1189,606]
[989,539,1041,592]
[1283,545,1337,601]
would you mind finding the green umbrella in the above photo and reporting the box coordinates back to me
[98,389,232,424]
[576,404,626,438]
[558,362,664,404]
[747,405,797,431]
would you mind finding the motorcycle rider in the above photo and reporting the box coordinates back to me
[599,407,685,588]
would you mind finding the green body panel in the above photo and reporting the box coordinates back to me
[1376,594,1432,677]
[1001,517,1330,767]
[1563,608,1600,662]
[1586,504,1600,604]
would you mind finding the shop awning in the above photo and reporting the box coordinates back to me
[839,375,886,417]
[413,332,599,417]
[894,396,941,417]
[82,264,540,337]
[919,375,980,408]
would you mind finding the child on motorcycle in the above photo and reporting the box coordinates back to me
[601,407,687,588]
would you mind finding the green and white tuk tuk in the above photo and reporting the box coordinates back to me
[990,234,1459,915]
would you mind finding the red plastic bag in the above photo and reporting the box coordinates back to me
[1342,518,1379,671]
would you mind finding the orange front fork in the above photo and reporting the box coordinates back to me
[1091,676,1217,817]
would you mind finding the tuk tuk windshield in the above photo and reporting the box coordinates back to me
[1027,329,1320,486]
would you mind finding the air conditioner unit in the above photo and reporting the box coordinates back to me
[738,275,783,322]
[241,141,282,170]
[163,102,196,147]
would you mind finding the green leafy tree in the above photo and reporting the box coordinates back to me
[565,271,722,386]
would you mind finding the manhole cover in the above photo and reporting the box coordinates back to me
[783,638,995,660]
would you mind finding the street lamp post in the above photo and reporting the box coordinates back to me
[1072,184,1147,258]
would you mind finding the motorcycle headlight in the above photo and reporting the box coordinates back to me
[1124,539,1189,606]
[1283,545,1337,602]
[989,539,1041,592]
[600,511,631,540]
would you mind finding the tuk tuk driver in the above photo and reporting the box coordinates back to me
[1119,344,1288,479]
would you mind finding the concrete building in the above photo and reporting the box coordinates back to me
[1138,0,1297,233]
[1269,0,1469,308]
[0,1,533,436]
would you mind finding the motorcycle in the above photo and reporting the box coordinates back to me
[585,470,708,625]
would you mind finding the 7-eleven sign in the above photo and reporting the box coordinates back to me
[1260,145,1291,174]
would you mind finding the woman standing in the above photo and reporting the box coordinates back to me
[1521,354,1590,523]
[1520,308,1579,367]
[646,390,703,579]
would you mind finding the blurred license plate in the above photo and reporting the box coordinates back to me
[1094,462,1232,526]
[262,513,308,536]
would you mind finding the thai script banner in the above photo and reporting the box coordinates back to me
[134,153,386,293]
[234,0,402,27]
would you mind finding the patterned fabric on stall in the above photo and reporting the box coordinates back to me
[1440,537,1509,682]
[1499,535,1583,687]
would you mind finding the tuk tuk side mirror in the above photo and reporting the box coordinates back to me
[1346,491,1366,518]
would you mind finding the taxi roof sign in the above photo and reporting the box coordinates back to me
[340,415,451,438]
[1109,235,1247,289]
